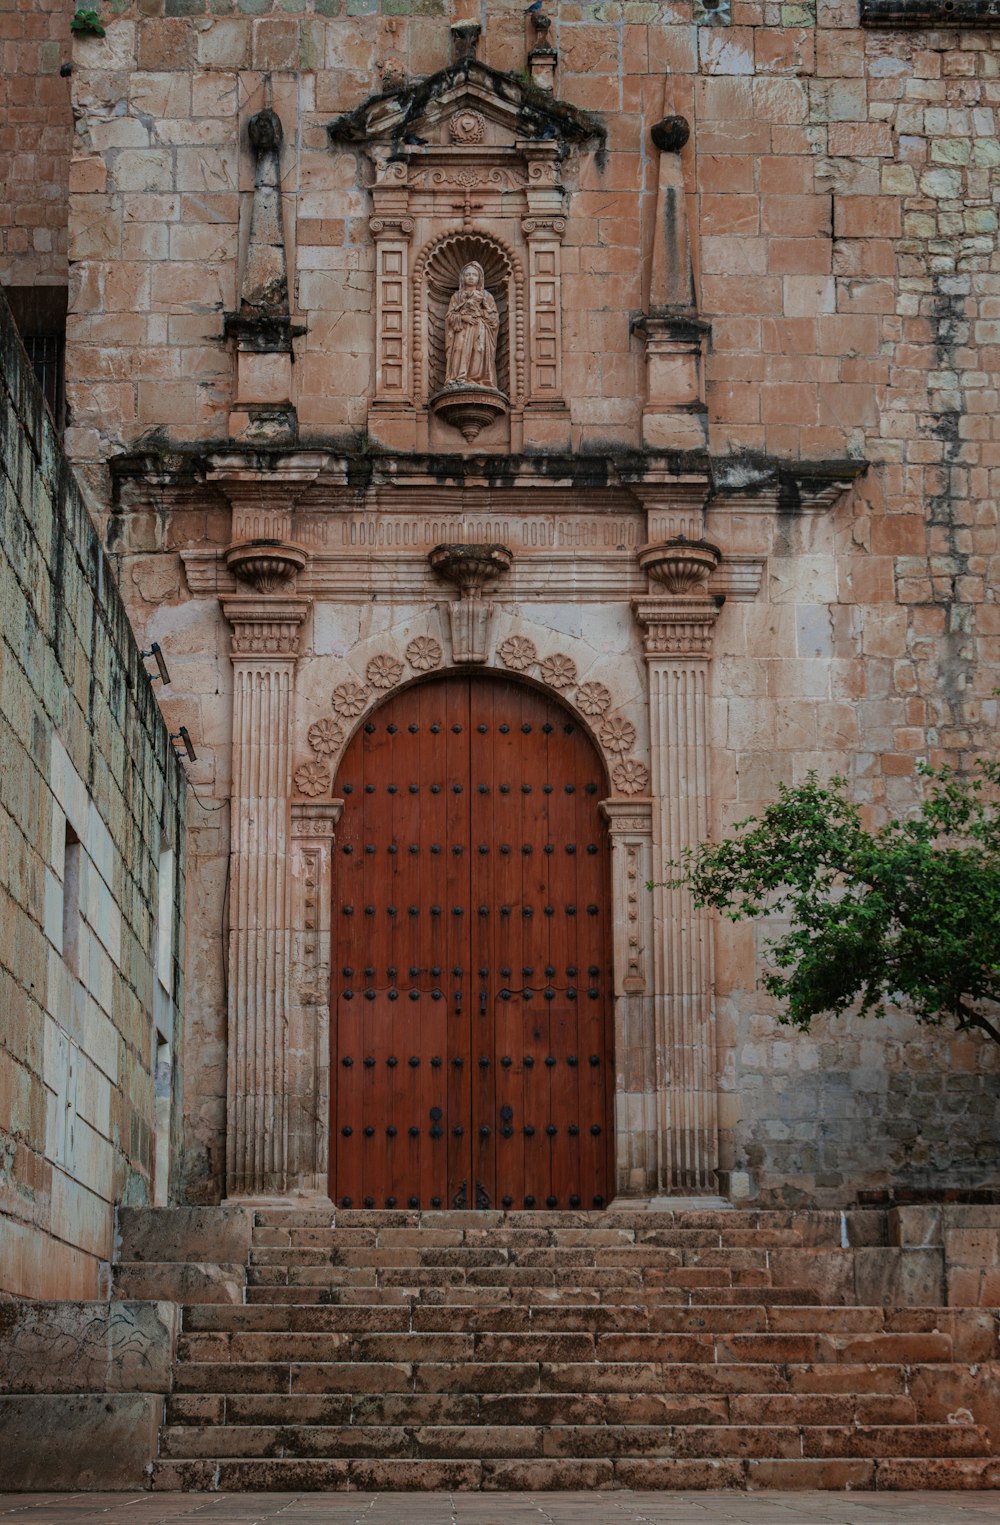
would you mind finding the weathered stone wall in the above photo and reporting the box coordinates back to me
[0,0,72,286]
[0,291,186,1299]
[59,1,1000,1205]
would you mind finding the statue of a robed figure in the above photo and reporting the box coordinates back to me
[431,259,508,442]
[444,262,499,390]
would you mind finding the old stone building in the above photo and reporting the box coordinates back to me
[2,0,1000,1495]
[35,0,996,1212]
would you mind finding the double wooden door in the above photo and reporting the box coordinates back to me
[330,674,613,1211]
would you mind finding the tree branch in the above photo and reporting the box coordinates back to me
[955,1000,1000,1048]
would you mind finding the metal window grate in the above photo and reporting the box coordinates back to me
[24,334,65,428]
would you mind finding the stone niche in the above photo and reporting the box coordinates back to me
[328,61,603,454]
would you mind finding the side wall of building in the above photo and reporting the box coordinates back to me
[0,292,186,1299]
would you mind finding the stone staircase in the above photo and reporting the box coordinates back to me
[114,1206,1000,1492]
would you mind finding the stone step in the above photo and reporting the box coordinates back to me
[164,1389,921,1428]
[172,1355,969,1398]
[157,1420,991,1462]
[172,1327,963,1370]
[148,1455,1000,1493]
[241,1282,823,1306]
[246,1264,781,1290]
[179,1302,996,1355]
[251,1227,813,1250]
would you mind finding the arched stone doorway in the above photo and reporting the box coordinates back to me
[329,672,614,1211]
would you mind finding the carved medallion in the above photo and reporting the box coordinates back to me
[332,680,370,717]
[405,635,442,671]
[449,108,486,143]
[295,760,331,797]
[612,759,649,796]
[576,681,612,717]
[366,654,405,690]
[599,717,637,756]
[308,717,345,755]
[498,635,537,672]
[539,653,577,690]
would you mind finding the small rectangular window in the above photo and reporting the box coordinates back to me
[62,822,81,977]
[156,843,174,993]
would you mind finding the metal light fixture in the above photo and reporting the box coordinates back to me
[141,642,171,686]
[171,727,197,762]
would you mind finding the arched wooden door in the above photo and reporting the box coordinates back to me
[330,673,613,1211]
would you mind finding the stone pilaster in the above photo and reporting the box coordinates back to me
[223,594,310,1198]
[633,541,722,1194]
[288,799,343,1195]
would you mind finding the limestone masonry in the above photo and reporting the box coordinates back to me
[3,0,1000,1215]
[0,292,186,1300]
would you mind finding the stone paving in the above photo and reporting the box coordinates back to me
[2,1495,1000,1524]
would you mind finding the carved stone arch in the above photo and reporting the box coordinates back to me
[413,230,526,408]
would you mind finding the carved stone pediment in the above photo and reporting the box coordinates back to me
[329,61,604,457]
[327,60,603,157]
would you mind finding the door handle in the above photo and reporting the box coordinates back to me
[479,991,487,1016]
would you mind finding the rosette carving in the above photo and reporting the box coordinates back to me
[599,717,637,756]
[406,635,442,672]
[308,717,345,756]
[366,653,405,690]
[331,680,369,718]
[294,760,331,797]
[612,759,649,796]
[539,653,577,690]
[576,682,612,717]
[498,635,537,672]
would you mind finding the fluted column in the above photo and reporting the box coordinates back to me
[634,540,722,1193]
[223,594,309,1197]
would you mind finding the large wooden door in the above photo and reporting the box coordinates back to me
[330,674,613,1210]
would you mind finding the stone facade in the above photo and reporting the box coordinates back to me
[6,0,999,1209]
[0,293,187,1299]
[0,0,72,287]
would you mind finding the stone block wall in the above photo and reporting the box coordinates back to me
[0,290,186,1299]
[0,0,73,286]
[54,0,1000,1204]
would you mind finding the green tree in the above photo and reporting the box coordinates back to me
[669,763,1000,1047]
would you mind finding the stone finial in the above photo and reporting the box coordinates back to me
[240,107,289,324]
[450,21,481,62]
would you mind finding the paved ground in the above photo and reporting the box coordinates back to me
[2,1495,1000,1524]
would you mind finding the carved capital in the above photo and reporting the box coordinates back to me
[223,595,310,658]
[291,799,345,839]
[369,215,415,239]
[521,215,567,241]
[632,596,721,658]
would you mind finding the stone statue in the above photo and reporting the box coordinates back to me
[444,261,499,389]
